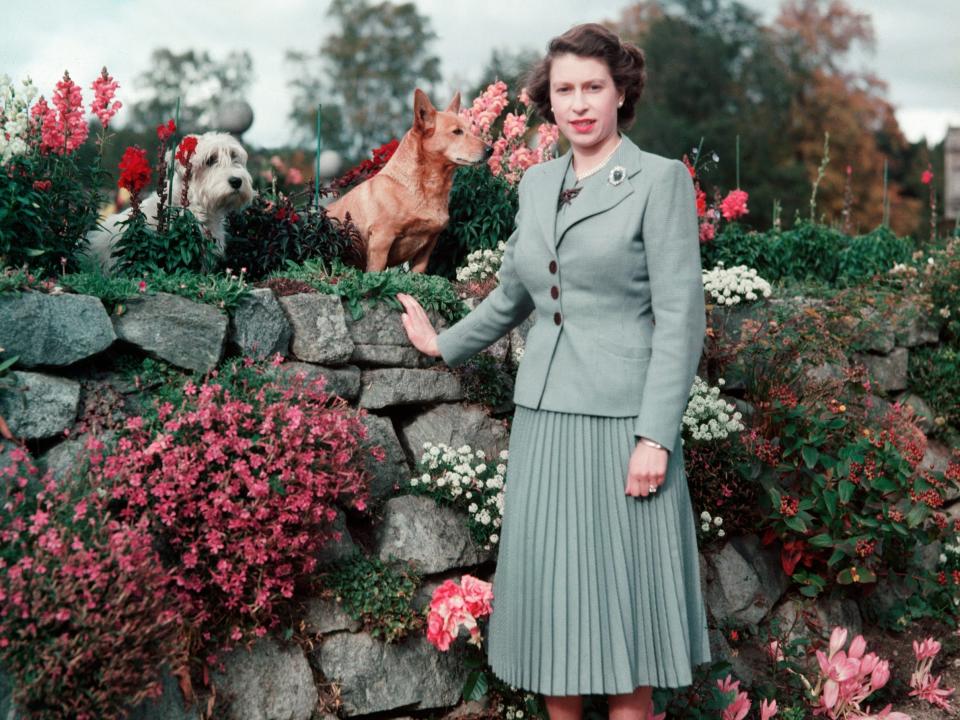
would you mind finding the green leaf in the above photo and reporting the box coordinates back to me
[870,476,898,493]
[838,479,855,504]
[801,446,819,469]
[808,533,834,548]
[836,566,877,585]
[784,515,808,533]
[462,669,488,701]
[799,585,821,597]
[824,489,838,517]
[906,503,929,528]
[827,548,847,567]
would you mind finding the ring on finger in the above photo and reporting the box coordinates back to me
[648,483,657,493]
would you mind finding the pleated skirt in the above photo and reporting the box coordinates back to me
[486,405,712,695]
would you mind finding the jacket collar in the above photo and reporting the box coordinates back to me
[534,132,644,252]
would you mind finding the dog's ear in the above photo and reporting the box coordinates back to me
[413,88,436,134]
[444,92,461,114]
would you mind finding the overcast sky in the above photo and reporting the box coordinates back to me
[3,0,958,149]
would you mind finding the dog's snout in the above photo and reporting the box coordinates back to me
[229,176,243,189]
[483,145,494,160]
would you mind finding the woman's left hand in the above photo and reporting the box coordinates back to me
[625,441,668,498]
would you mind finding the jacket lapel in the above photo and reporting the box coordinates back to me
[535,134,645,253]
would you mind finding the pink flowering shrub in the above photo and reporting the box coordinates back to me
[86,363,379,656]
[0,443,183,720]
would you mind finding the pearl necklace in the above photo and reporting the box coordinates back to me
[573,136,623,182]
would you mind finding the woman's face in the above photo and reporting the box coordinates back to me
[548,52,624,155]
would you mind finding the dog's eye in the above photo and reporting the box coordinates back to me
[453,128,464,136]
[206,156,217,167]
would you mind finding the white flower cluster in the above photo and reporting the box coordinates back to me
[455,241,506,284]
[501,693,537,719]
[888,261,918,278]
[702,261,772,306]
[0,74,38,164]
[410,441,508,550]
[699,510,725,539]
[683,376,744,442]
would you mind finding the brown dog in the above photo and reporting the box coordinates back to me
[326,88,491,272]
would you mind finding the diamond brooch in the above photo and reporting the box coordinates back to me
[608,165,626,186]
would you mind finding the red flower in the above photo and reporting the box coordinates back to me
[921,167,934,185]
[118,146,152,196]
[695,188,707,217]
[720,188,749,221]
[156,119,176,141]
[175,136,198,166]
[32,180,52,192]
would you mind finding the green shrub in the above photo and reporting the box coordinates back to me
[313,551,423,643]
[224,193,359,281]
[701,221,913,287]
[0,154,101,276]
[426,164,519,281]
[909,345,960,435]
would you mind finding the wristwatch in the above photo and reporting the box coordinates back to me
[638,436,665,451]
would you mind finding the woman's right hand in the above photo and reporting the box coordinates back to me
[395,292,441,358]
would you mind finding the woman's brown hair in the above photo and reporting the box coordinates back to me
[524,23,646,130]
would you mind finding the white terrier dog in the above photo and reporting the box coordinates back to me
[84,131,254,273]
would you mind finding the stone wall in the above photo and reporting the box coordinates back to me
[0,288,954,719]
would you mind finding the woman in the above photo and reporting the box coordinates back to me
[396,23,710,719]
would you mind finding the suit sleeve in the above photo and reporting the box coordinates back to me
[633,160,706,454]
[435,171,536,368]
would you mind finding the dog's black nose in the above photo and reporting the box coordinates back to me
[229,176,243,189]
[483,145,494,159]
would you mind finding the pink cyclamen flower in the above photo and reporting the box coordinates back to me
[914,637,941,661]
[911,673,954,709]
[766,639,785,662]
[720,188,749,221]
[760,698,777,720]
[90,66,121,128]
[722,690,751,720]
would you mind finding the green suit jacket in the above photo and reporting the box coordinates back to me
[436,133,705,454]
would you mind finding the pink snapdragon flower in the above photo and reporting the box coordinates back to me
[502,111,527,141]
[460,79,509,136]
[90,66,121,128]
[39,70,88,155]
[720,188,749,221]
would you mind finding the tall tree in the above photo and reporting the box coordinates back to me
[610,0,802,230]
[287,0,442,162]
[773,0,921,235]
[465,47,542,102]
[129,49,254,133]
